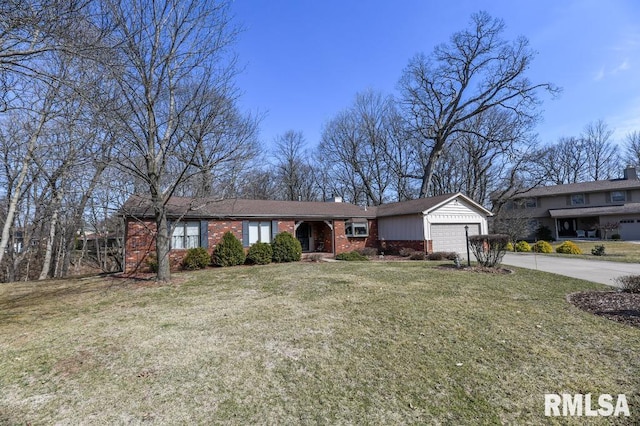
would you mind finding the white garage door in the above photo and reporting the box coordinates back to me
[430,223,480,258]
[619,220,640,240]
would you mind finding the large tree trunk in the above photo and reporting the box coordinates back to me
[155,208,171,282]
[39,189,63,280]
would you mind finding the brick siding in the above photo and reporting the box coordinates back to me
[124,217,433,273]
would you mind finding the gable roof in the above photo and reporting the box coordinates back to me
[123,195,377,220]
[122,192,491,220]
[376,192,492,217]
[513,178,640,199]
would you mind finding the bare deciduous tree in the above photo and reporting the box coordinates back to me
[319,90,396,205]
[272,131,318,201]
[399,11,557,198]
[104,0,250,281]
[582,120,620,180]
[624,131,640,167]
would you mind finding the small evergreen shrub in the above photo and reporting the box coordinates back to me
[335,251,369,261]
[514,240,531,252]
[246,242,273,265]
[611,234,621,240]
[505,242,514,252]
[182,247,211,270]
[591,245,606,256]
[212,232,245,266]
[146,252,158,273]
[356,247,378,257]
[409,251,425,260]
[555,240,582,255]
[399,247,415,257]
[426,251,458,261]
[615,275,640,293]
[535,225,554,242]
[532,240,553,254]
[271,232,302,263]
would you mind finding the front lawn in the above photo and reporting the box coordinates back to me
[550,240,640,263]
[1,263,638,424]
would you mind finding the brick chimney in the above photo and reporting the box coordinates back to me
[623,166,638,180]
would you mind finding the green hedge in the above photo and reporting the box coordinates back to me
[246,242,273,265]
[271,232,302,263]
[212,232,246,266]
[183,247,211,270]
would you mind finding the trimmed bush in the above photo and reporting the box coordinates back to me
[399,247,415,257]
[611,234,621,240]
[615,275,640,293]
[335,251,369,261]
[468,234,509,267]
[357,247,378,257]
[532,240,553,254]
[514,240,531,252]
[505,242,514,252]
[555,240,582,255]
[146,252,158,273]
[182,247,211,270]
[591,245,606,256]
[271,232,302,263]
[246,242,273,265]
[409,251,425,260]
[212,232,245,266]
[426,251,458,261]
[535,225,554,242]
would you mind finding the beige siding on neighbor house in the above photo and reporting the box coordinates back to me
[378,214,425,240]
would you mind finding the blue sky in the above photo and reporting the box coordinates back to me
[230,0,640,150]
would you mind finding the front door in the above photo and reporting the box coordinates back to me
[296,222,312,252]
[557,218,577,237]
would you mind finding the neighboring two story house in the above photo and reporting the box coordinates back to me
[500,166,640,240]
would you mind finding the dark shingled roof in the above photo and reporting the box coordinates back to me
[549,203,640,218]
[122,195,377,220]
[513,179,640,198]
[376,193,492,217]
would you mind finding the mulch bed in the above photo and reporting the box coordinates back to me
[568,291,640,328]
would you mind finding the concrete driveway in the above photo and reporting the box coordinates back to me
[501,253,640,287]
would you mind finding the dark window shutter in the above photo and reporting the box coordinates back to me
[242,220,249,247]
[585,193,590,204]
[628,191,632,202]
[200,220,208,249]
[167,220,173,249]
[566,195,571,206]
[271,220,279,241]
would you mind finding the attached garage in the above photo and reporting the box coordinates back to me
[377,193,491,260]
[619,220,640,240]
[430,223,480,254]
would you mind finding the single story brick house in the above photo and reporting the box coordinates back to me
[122,192,491,272]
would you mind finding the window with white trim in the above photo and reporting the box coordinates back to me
[611,191,626,202]
[571,194,585,206]
[248,221,272,244]
[172,221,200,249]
[345,220,369,237]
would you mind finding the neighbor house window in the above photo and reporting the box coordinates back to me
[571,194,585,206]
[611,191,626,202]
[345,220,369,237]
[524,198,537,208]
[248,221,272,244]
[172,221,200,249]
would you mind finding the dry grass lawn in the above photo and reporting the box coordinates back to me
[1,262,638,424]
[549,240,640,263]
